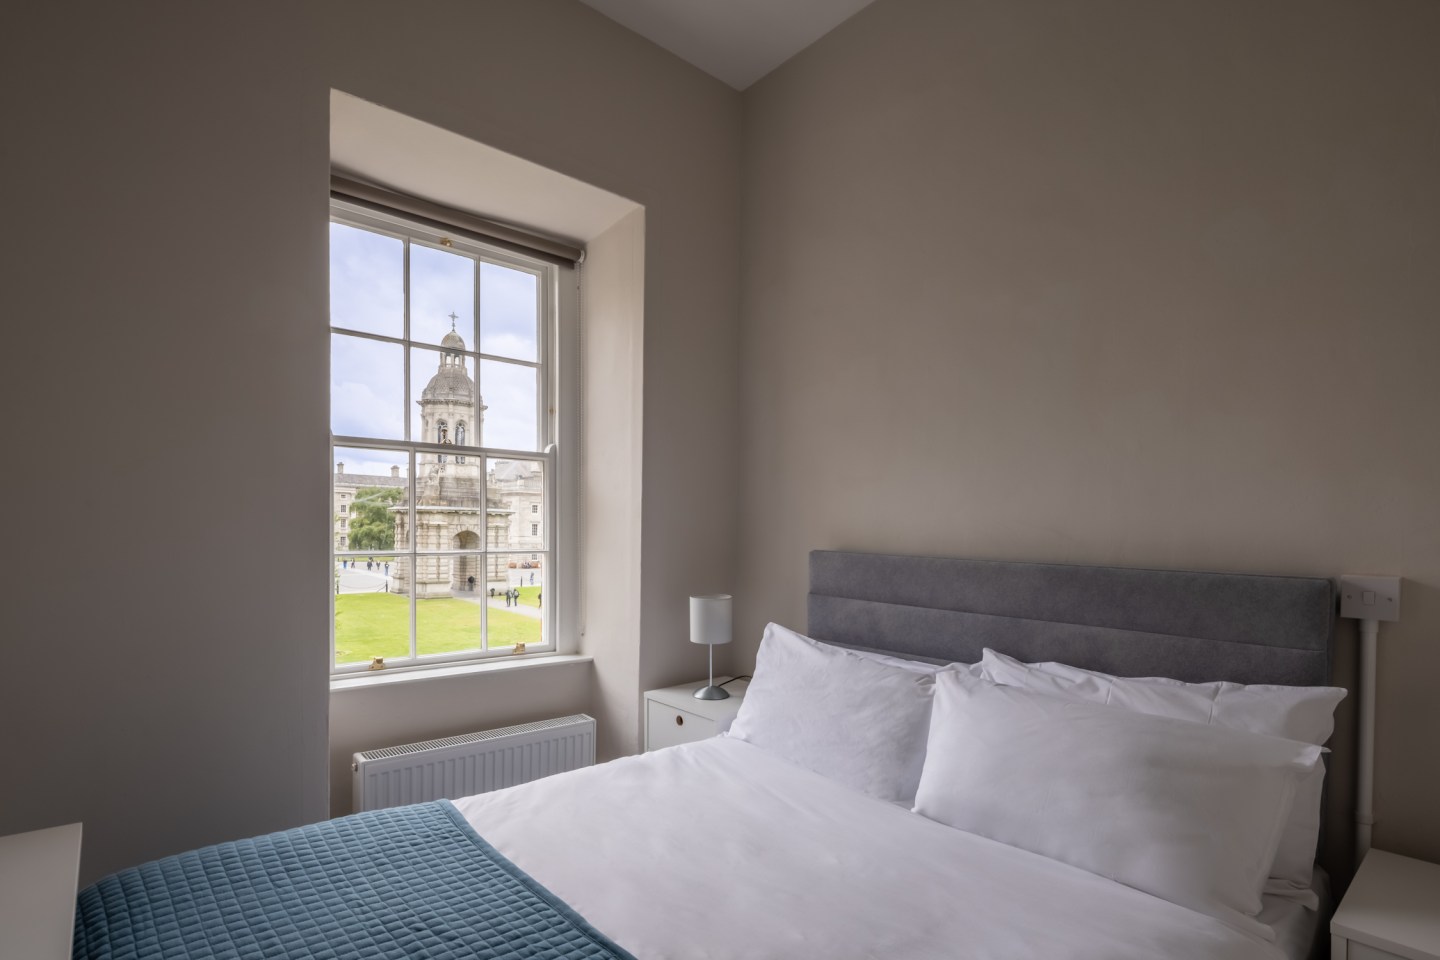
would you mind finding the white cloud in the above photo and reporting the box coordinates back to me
[331,335,404,438]
[330,223,403,337]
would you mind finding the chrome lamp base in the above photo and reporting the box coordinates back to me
[694,641,729,699]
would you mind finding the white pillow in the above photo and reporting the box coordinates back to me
[845,646,981,677]
[979,649,1345,907]
[914,669,1322,934]
[728,623,935,804]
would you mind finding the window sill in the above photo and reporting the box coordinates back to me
[330,653,593,693]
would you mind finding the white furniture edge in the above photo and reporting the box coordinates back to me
[0,822,83,960]
[1331,849,1440,960]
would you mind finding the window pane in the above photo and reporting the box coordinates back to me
[480,360,538,451]
[488,553,546,651]
[416,553,485,658]
[487,459,544,552]
[332,334,404,440]
[332,446,410,553]
[480,261,538,362]
[329,222,403,338]
[411,243,475,348]
[334,552,409,666]
[410,346,478,449]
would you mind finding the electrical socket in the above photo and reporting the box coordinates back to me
[1338,575,1401,622]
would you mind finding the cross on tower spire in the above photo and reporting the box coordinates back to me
[448,312,458,330]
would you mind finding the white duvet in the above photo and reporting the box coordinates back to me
[453,737,1294,960]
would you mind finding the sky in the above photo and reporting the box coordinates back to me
[329,221,542,475]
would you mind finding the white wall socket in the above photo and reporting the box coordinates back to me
[1338,575,1402,622]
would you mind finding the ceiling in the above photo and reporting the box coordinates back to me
[577,0,880,90]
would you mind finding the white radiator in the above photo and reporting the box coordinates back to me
[353,714,595,812]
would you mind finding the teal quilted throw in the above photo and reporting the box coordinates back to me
[73,800,635,960]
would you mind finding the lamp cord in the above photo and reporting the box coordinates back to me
[719,675,751,688]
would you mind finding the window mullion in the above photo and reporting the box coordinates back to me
[408,447,418,663]
[403,238,412,444]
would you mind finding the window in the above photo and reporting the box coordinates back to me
[329,200,566,674]
[339,504,347,514]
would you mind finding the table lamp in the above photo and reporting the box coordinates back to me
[690,594,733,700]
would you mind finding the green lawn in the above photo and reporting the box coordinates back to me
[335,592,541,664]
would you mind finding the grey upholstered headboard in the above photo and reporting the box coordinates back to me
[807,551,1335,686]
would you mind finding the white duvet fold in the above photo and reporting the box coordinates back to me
[453,738,1288,960]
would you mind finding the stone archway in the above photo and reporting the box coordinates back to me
[450,530,482,593]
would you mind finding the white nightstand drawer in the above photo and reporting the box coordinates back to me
[1347,942,1406,960]
[643,679,747,752]
[646,701,718,750]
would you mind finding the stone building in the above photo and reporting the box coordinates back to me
[332,325,545,595]
[488,459,544,584]
[332,463,406,552]
[391,328,487,598]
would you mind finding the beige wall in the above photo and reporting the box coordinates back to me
[0,1,331,886]
[737,0,1440,871]
[1,0,741,881]
[581,209,649,760]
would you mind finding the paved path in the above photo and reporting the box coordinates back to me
[336,565,391,594]
[486,597,542,620]
[444,590,543,620]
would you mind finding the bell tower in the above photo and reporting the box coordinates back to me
[391,315,489,597]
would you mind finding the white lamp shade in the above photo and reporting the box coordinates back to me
[690,594,733,646]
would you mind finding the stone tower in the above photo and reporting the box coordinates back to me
[391,325,489,598]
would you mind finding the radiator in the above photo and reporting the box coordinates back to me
[353,714,595,812]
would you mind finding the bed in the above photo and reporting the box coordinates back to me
[74,550,1342,960]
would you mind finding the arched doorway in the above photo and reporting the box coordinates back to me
[450,530,481,593]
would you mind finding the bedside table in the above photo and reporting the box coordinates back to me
[644,679,748,751]
[1332,849,1440,960]
[0,823,83,960]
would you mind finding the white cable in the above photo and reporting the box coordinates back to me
[1356,617,1379,864]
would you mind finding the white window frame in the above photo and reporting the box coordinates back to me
[329,200,578,677]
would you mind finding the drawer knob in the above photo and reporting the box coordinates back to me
[675,714,684,726]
